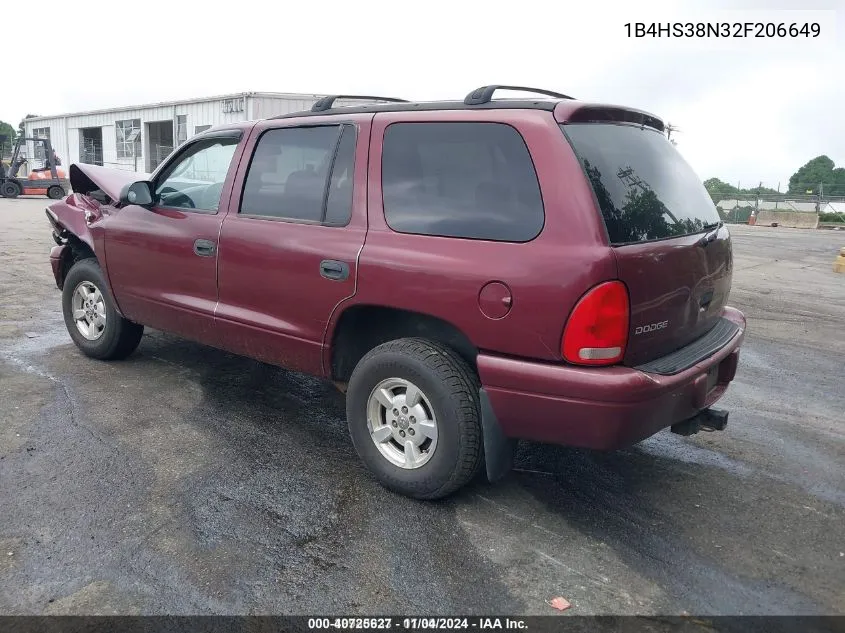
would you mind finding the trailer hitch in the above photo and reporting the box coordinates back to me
[671,408,729,437]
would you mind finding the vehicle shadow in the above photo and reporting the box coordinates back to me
[118,333,524,614]
[463,439,829,616]
[95,333,830,616]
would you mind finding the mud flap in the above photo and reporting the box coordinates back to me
[480,388,515,482]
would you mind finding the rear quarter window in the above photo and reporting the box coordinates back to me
[381,122,544,242]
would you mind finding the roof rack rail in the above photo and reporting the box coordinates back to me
[311,95,409,112]
[463,85,574,106]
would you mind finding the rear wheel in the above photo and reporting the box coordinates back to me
[346,338,483,499]
[1,181,21,198]
[47,185,65,200]
[62,258,144,360]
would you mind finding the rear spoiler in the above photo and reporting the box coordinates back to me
[554,102,664,133]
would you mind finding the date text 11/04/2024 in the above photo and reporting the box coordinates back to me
[307,618,528,630]
[625,22,821,38]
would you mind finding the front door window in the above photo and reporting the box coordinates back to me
[154,137,239,211]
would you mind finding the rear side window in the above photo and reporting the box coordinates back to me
[381,122,544,241]
[240,124,355,224]
[563,123,721,245]
[324,126,356,226]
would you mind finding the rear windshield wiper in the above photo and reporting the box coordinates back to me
[697,221,723,246]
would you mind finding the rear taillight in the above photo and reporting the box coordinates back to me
[562,281,629,366]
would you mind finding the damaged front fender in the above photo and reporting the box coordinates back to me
[45,192,109,296]
[46,162,148,305]
[45,198,102,291]
[49,243,70,289]
[46,194,101,252]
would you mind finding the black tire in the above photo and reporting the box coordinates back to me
[47,185,65,200]
[1,181,21,199]
[62,258,144,360]
[346,338,483,500]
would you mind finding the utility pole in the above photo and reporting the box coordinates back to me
[666,123,679,145]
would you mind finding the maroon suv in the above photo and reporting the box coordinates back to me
[45,86,745,499]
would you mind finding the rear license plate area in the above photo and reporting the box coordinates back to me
[706,364,720,393]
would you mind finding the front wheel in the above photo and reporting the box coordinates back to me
[62,258,144,360]
[346,338,483,499]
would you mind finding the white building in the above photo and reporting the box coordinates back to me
[22,92,358,175]
[715,198,820,213]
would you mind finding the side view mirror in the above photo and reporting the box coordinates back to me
[119,181,154,207]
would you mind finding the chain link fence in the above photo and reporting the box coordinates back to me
[709,186,845,226]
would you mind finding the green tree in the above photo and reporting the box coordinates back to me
[703,178,779,199]
[16,114,39,139]
[0,120,15,141]
[745,184,780,196]
[704,178,738,198]
[788,155,845,196]
[706,155,845,202]
[832,167,845,196]
[0,120,15,154]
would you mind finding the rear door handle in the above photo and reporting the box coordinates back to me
[193,239,217,257]
[320,259,349,281]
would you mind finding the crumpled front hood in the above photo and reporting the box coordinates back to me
[69,163,150,203]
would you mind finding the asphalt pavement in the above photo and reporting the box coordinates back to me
[0,198,842,615]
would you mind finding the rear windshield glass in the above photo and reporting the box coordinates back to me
[562,123,721,245]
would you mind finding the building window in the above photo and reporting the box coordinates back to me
[195,125,212,135]
[176,115,187,146]
[79,127,104,166]
[116,119,142,159]
[32,127,50,160]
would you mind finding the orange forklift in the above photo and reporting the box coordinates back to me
[1,136,69,199]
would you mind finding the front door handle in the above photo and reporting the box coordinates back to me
[320,259,349,281]
[193,239,217,257]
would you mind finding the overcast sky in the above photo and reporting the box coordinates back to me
[4,0,842,187]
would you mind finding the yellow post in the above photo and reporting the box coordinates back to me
[834,247,845,273]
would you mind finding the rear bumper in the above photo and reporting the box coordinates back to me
[478,306,746,450]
